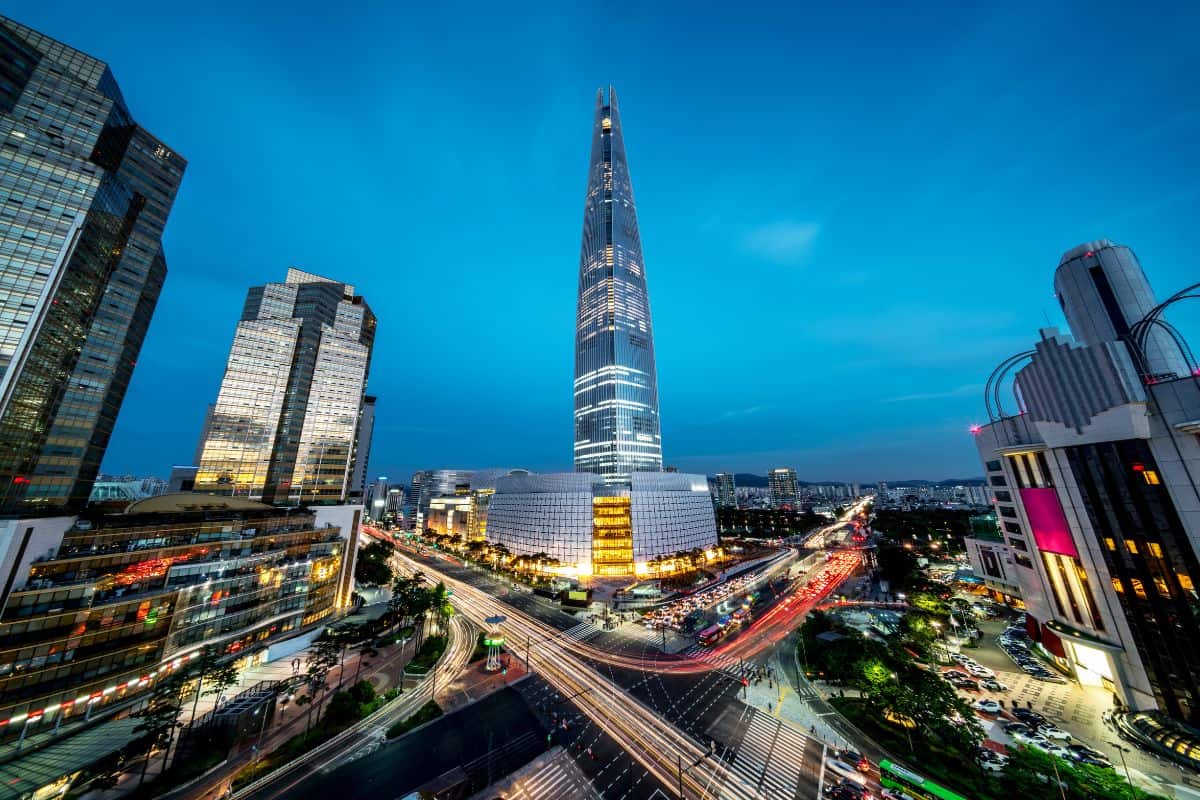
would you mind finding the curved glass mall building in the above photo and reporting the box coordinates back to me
[487,472,717,576]
[487,88,716,577]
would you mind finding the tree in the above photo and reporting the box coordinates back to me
[300,637,341,733]
[186,644,240,727]
[1002,745,1168,800]
[132,671,187,786]
[355,539,396,587]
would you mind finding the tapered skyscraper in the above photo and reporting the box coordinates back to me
[574,87,662,484]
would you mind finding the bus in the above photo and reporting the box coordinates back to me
[732,608,750,624]
[742,591,760,609]
[697,625,724,647]
[878,759,970,800]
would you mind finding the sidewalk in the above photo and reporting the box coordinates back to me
[741,648,856,753]
[78,621,432,800]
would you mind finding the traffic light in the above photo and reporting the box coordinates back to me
[741,677,749,687]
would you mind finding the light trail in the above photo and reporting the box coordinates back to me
[399,551,759,800]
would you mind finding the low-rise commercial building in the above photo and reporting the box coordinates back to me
[0,495,352,742]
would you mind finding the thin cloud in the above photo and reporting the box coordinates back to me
[881,384,982,403]
[743,221,820,264]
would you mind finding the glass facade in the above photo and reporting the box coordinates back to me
[1065,439,1200,724]
[194,269,376,504]
[486,472,717,574]
[0,17,185,515]
[0,501,344,736]
[574,87,662,484]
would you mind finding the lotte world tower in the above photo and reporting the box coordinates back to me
[573,86,663,484]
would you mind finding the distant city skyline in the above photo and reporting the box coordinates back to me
[5,1,1195,484]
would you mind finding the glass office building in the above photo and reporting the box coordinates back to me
[194,269,376,505]
[0,17,186,515]
[573,86,663,484]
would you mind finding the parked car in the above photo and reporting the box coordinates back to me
[1012,730,1051,748]
[981,678,1008,692]
[974,699,1002,714]
[1013,708,1047,726]
[1039,724,1072,741]
[1003,721,1031,735]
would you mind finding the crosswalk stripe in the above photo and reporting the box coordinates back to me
[560,622,600,642]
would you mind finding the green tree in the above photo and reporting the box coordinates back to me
[1002,745,1167,800]
[186,644,240,728]
[132,671,187,786]
[355,540,396,586]
[300,637,341,733]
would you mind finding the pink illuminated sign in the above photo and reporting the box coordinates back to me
[1019,487,1079,558]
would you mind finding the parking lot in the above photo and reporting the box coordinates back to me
[953,618,1194,794]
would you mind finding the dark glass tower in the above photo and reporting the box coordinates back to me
[0,17,186,515]
[573,87,663,485]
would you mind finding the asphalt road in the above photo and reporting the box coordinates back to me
[398,547,836,799]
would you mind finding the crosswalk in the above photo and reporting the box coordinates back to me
[680,645,760,679]
[498,749,601,800]
[559,621,601,643]
[727,709,811,799]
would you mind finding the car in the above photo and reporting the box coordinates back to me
[981,678,1009,692]
[1045,743,1074,759]
[1012,708,1047,725]
[881,790,916,800]
[1003,721,1031,735]
[974,699,1002,714]
[1039,724,1072,741]
[1012,730,1051,748]
[836,748,870,772]
[1067,743,1104,759]
[1074,754,1113,768]
[823,759,868,786]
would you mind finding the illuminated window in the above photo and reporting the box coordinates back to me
[1130,578,1148,600]
[1154,577,1172,598]
[1179,573,1195,592]
[1149,543,1164,558]
[1143,470,1161,485]
[1104,538,1117,551]
[1126,540,1138,555]
[1112,578,1124,593]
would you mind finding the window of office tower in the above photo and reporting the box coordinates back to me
[1065,439,1200,724]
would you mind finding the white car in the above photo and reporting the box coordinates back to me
[1013,730,1051,748]
[1039,725,1072,741]
[974,699,1002,714]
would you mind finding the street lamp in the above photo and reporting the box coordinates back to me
[1106,740,1137,800]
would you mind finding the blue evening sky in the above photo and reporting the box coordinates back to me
[10,1,1199,483]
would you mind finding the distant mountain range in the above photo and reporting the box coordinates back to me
[721,473,985,488]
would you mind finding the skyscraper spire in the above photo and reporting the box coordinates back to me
[574,87,663,484]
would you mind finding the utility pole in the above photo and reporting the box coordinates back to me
[677,754,684,800]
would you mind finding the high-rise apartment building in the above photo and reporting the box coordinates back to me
[0,17,185,515]
[194,269,376,504]
[573,87,663,484]
[715,472,737,508]
[769,468,800,509]
[973,239,1200,758]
